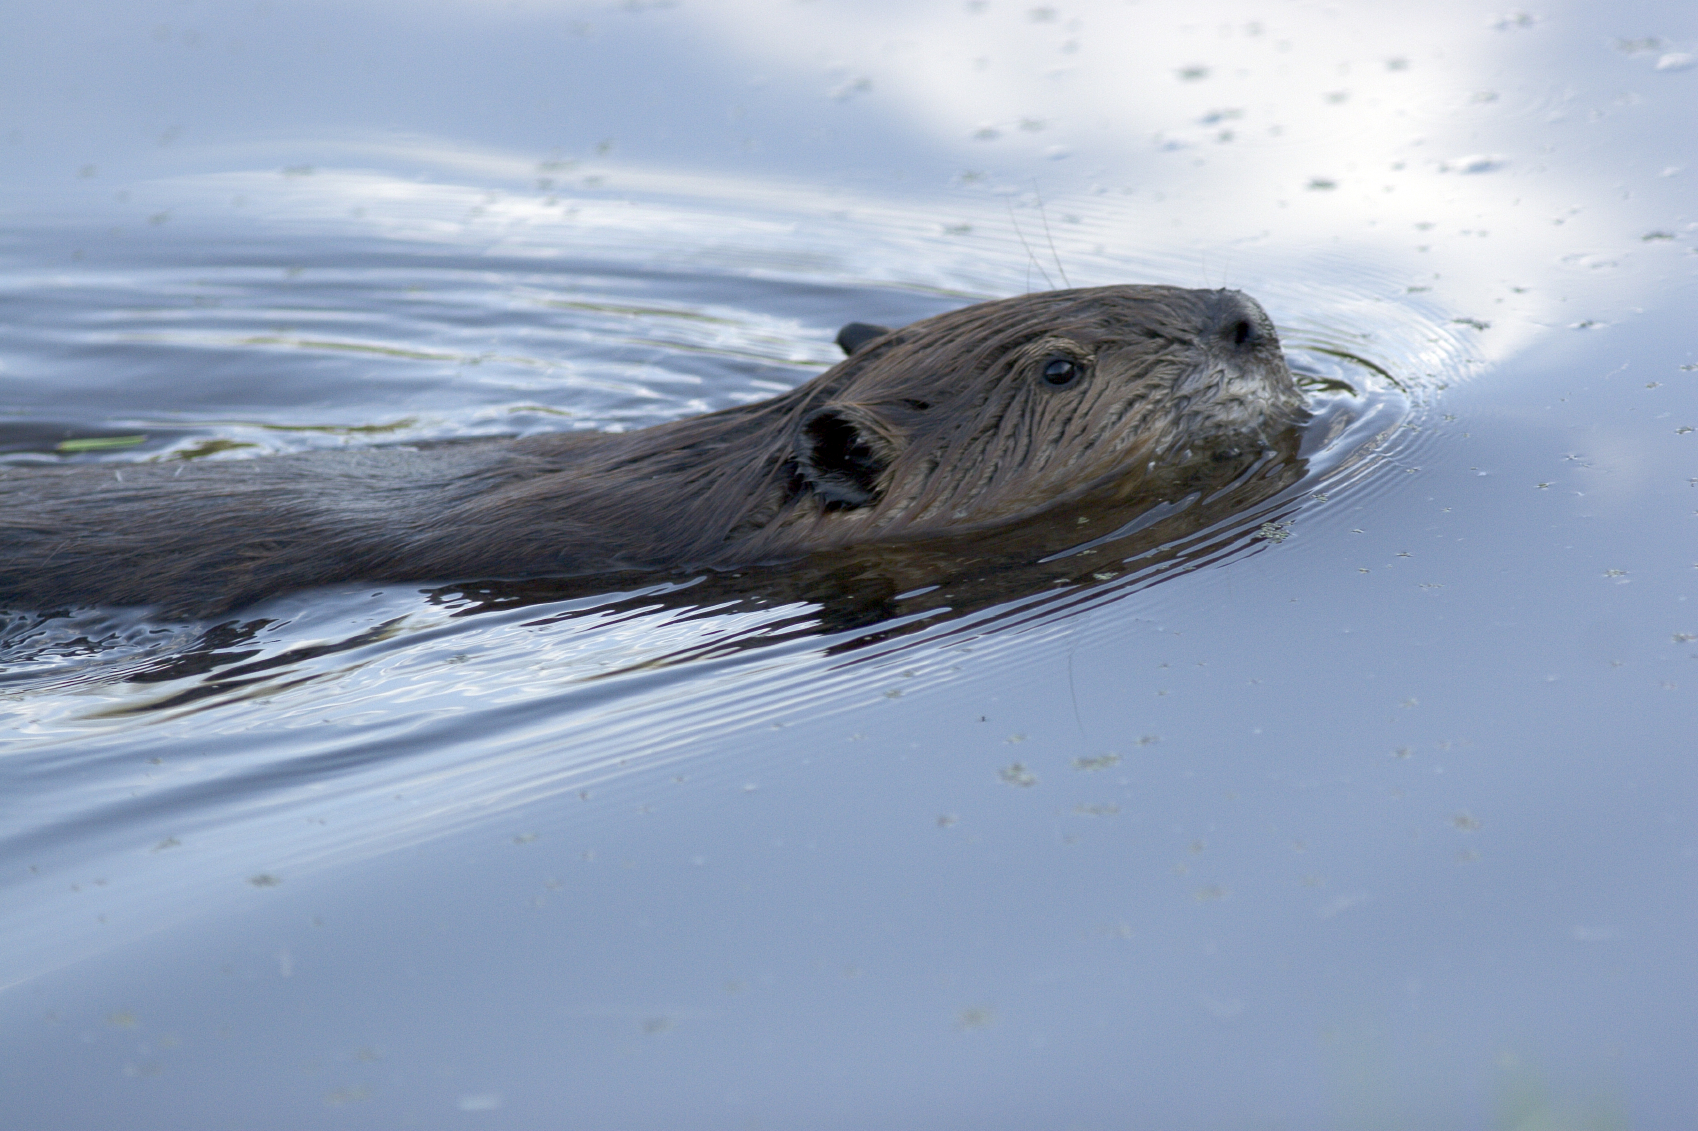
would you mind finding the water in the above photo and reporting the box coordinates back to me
[2,2,1695,1127]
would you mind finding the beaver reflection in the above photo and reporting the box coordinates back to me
[1,286,1305,622]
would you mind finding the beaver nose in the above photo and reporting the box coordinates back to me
[1207,290,1276,352]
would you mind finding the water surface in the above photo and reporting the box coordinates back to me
[1,2,1695,1127]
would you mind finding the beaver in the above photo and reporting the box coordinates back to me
[0,286,1304,618]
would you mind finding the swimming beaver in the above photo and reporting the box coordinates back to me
[0,285,1303,617]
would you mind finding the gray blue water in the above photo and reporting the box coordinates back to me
[2,2,1694,1127]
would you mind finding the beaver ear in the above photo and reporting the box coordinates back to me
[835,322,892,356]
[795,405,896,508]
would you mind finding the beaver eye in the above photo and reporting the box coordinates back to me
[1041,357,1082,387]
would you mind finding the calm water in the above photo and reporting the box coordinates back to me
[2,2,1695,1127]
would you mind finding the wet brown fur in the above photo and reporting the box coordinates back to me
[0,285,1303,617]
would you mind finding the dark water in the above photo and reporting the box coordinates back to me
[2,2,1695,1128]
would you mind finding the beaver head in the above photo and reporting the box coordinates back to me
[763,285,1303,548]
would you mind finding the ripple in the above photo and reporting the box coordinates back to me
[0,161,1471,966]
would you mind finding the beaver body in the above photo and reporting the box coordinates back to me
[0,286,1303,616]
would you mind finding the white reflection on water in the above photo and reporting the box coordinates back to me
[654,0,1664,358]
[149,156,1488,380]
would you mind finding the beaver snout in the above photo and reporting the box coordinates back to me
[1206,289,1279,354]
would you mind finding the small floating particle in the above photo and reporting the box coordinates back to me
[55,435,147,453]
[999,763,1037,788]
[1571,926,1621,942]
[248,874,282,888]
[1441,154,1505,174]
[827,76,873,101]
